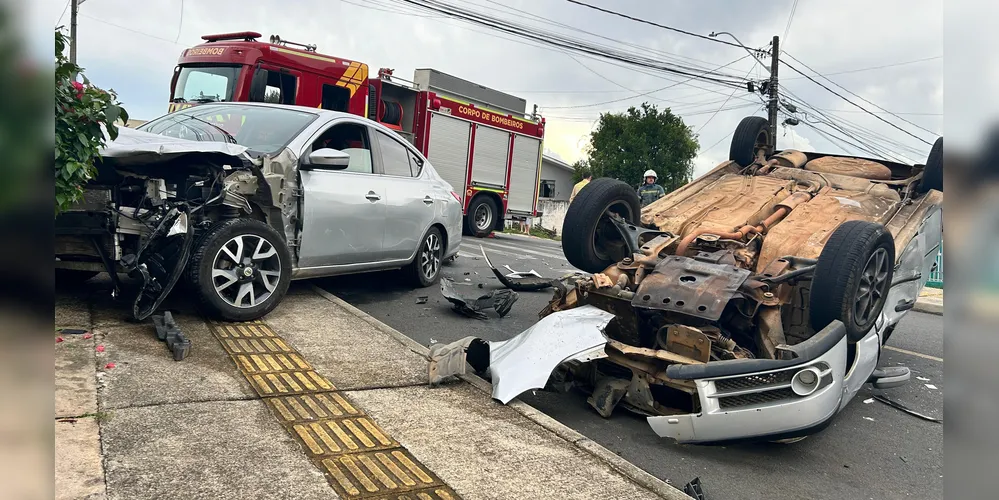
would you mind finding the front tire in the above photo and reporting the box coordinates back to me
[465,195,498,238]
[561,178,641,273]
[809,220,895,342]
[406,226,444,287]
[188,219,292,321]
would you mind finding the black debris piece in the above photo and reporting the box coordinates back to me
[57,328,88,335]
[152,311,192,361]
[416,296,429,304]
[479,245,555,291]
[440,277,518,319]
[683,477,705,500]
[873,395,943,423]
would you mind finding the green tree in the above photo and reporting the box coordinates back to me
[54,28,128,215]
[570,159,591,183]
[585,103,698,192]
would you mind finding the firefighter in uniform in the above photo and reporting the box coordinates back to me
[637,169,666,207]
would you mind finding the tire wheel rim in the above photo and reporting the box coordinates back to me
[421,233,442,280]
[592,201,634,262]
[754,129,771,161]
[211,234,282,309]
[474,203,493,231]
[855,247,890,325]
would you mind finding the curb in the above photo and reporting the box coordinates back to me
[310,284,688,500]
[913,298,943,316]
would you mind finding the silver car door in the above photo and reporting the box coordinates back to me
[297,121,387,268]
[371,128,440,261]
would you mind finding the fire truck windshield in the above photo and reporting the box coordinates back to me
[140,103,317,155]
[172,65,241,103]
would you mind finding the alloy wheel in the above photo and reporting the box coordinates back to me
[855,247,890,324]
[211,234,283,308]
[421,233,442,280]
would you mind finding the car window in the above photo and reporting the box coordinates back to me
[375,130,416,178]
[407,149,424,177]
[309,123,373,174]
[139,104,316,155]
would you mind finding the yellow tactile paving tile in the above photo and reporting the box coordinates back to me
[243,370,336,396]
[319,450,450,499]
[266,393,362,422]
[207,320,463,500]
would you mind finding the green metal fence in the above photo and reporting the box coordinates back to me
[927,244,943,289]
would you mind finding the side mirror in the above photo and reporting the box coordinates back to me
[249,66,267,102]
[304,148,351,169]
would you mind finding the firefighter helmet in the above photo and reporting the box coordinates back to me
[643,169,658,179]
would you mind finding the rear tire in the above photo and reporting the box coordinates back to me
[561,178,641,273]
[465,195,498,238]
[405,226,444,287]
[188,218,292,322]
[920,137,943,193]
[729,116,771,167]
[809,220,895,342]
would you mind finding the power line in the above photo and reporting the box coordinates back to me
[695,64,759,134]
[782,52,937,141]
[174,0,185,43]
[781,0,799,52]
[56,0,71,27]
[782,55,942,80]
[563,0,747,50]
[78,13,185,46]
[779,56,933,145]
[542,55,750,109]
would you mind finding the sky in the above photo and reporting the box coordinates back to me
[34,0,952,177]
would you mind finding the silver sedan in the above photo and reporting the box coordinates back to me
[56,102,462,322]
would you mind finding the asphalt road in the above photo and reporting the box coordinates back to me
[316,233,944,500]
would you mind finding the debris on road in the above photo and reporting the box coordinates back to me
[57,328,89,335]
[427,336,490,385]
[55,337,64,343]
[96,345,105,353]
[863,398,874,404]
[873,395,943,423]
[916,376,930,381]
[83,333,93,339]
[440,277,518,319]
[924,384,938,390]
[863,417,876,422]
[480,245,555,292]
[416,296,429,304]
[104,363,116,370]
[683,477,705,500]
[152,311,192,361]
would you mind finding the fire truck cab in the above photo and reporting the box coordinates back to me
[169,31,546,237]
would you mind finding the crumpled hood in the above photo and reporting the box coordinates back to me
[99,125,248,163]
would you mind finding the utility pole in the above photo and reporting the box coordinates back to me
[70,0,79,65]
[767,35,780,151]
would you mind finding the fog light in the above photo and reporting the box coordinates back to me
[791,367,822,396]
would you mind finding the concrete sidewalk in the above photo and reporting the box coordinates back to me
[55,280,688,500]
[914,287,943,315]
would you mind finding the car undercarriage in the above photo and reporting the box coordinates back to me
[428,116,944,443]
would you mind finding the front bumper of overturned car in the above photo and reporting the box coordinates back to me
[649,320,849,444]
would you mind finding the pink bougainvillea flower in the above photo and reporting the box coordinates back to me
[71,81,84,99]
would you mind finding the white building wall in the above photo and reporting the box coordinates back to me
[539,157,575,202]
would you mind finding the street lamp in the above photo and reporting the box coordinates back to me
[708,31,770,73]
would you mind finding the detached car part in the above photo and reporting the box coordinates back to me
[479,245,554,291]
[440,277,518,319]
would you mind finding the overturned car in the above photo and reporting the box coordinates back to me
[432,116,943,444]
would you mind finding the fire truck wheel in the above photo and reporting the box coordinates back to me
[465,195,498,238]
[188,218,292,321]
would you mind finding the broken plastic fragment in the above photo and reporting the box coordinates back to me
[83,333,93,340]
[104,363,116,370]
[863,398,874,404]
[924,384,938,390]
[916,376,930,381]
[96,345,105,353]
[55,337,64,343]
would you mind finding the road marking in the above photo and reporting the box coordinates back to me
[206,321,462,499]
[473,240,567,260]
[460,243,536,261]
[884,345,943,363]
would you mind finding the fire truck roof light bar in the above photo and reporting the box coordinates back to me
[269,34,317,52]
[201,31,262,42]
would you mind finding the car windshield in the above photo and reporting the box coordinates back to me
[172,65,241,103]
[139,104,318,155]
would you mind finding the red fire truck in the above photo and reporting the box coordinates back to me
[168,31,546,238]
